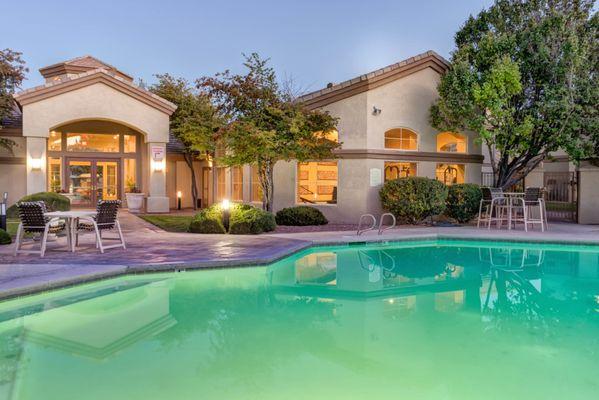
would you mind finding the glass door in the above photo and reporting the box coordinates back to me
[68,159,119,207]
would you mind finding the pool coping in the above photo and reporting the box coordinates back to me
[2,232,599,301]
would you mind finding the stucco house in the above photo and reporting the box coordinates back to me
[0,52,484,222]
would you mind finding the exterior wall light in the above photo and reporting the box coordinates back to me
[30,157,43,171]
[372,106,382,116]
[177,191,182,210]
[152,159,165,172]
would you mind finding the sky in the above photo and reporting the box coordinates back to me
[2,0,494,92]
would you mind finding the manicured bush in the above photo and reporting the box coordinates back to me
[0,229,11,245]
[229,205,276,234]
[445,183,482,223]
[7,192,70,218]
[188,207,226,234]
[275,206,328,226]
[379,177,448,224]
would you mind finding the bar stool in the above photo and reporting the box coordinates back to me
[487,188,510,229]
[510,187,547,231]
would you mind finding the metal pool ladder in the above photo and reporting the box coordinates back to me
[356,213,396,236]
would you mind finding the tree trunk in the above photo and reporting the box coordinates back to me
[183,152,199,210]
[258,161,275,212]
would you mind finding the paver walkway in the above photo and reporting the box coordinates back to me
[1,211,598,300]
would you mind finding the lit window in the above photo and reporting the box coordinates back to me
[251,165,263,203]
[216,167,226,201]
[48,131,62,151]
[384,128,418,150]
[124,134,136,153]
[384,162,417,181]
[124,159,137,192]
[48,157,62,192]
[66,133,119,152]
[297,161,338,204]
[314,129,338,142]
[231,166,243,201]
[437,132,466,153]
[436,164,465,185]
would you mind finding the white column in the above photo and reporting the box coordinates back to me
[146,142,169,212]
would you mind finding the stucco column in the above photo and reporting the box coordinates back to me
[578,161,599,224]
[25,137,47,195]
[146,142,169,213]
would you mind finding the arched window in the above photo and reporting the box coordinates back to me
[384,128,418,150]
[437,132,466,153]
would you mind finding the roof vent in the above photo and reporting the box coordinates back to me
[326,82,334,89]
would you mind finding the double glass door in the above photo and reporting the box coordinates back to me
[68,159,119,207]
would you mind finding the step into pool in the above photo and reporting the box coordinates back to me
[0,239,598,400]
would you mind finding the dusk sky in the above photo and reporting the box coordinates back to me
[2,0,493,91]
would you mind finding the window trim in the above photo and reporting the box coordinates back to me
[383,127,419,151]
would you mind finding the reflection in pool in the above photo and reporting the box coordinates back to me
[0,240,598,400]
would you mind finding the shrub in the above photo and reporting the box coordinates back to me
[7,192,70,218]
[445,183,482,223]
[229,206,276,234]
[188,207,226,234]
[275,206,328,226]
[379,177,448,224]
[0,229,11,245]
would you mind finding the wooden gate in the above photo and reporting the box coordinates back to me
[543,172,578,222]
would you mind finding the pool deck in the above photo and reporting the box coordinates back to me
[1,212,597,300]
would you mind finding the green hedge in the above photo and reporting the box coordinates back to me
[445,183,482,223]
[189,204,276,234]
[0,229,11,245]
[275,206,328,226]
[188,207,226,234]
[379,177,448,224]
[229,206,276,234]
[7,192,70,218]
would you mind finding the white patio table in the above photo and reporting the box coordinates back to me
[44,210,97,252]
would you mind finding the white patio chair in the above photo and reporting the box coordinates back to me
[75,200,126,253]
[14,201,66,257]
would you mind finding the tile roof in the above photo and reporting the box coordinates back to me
[297,50,450,107]
[39,55,134,81]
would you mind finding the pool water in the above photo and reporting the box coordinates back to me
[0,240,598,400]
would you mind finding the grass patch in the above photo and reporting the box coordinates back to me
[139,215,193,232]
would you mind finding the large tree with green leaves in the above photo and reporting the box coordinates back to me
[198,53,339,211]
[150,74,221,209]
[0,49,27,153]
[430,0,598,188]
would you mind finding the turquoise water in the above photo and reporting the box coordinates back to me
[0,239,598,400]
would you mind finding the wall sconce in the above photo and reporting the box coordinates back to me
[372,106,382,116]
[152,159,165,172]
[30,157,43,171]
[177,191,182,210]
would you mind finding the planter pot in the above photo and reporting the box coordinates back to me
[61,193,78,204]
[125,193,145,213]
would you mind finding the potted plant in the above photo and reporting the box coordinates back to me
[125,186,145,213]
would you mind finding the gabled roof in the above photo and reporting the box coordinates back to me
[39,55,134,82]
[298,50,450,109]
[14,68,177,115]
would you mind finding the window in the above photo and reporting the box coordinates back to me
[124,159,137,192]
[314,129,338,142]
[436,164,465,185]
[231,166,243,201]
[384,162,417,181]
[66,133,119,152]
[251,165,263,203]
[437,132,466,153]
[48,157,62,192]
[48,131,62,151]
[124,134,136,153]
[297,161,338,204]
[384,128,417,150]
[216,167,226,201]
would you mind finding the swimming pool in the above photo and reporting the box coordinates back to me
[0,239,597,399]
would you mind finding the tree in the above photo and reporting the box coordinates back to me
[430,0,598,188]
[198,53,339,211]
[0,49,27,153]
[150,74,221,209]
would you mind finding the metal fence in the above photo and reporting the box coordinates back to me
[543,172,578,222]
[480,172,524,192]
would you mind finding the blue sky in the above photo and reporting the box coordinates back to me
[2,0,493,91]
